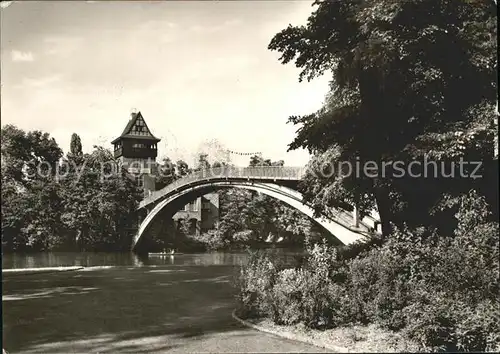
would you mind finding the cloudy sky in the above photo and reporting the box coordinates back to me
[1,0,330,167]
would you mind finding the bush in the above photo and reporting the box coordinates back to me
[402,295,458,351]
[383,191,499,351]
[336,234,385,261]
[235,190,499,351]
[348,239,416,330]
[232,229,257,247]
[268,268,306,325]
[236,242,354,328]
[298,244,334,328]
[453,299,500,352]
[299,242,350,328]
[235,250,281,319]
[190,228,228,250]
[401,297,500,352]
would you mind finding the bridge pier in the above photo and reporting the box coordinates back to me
[352,204,359,228]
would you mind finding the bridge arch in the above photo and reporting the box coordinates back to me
[133,180,372,250]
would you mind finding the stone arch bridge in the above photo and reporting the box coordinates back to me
[133,166,380,251]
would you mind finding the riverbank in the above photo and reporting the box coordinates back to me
[2,266,84,274]
[232,311,419,353]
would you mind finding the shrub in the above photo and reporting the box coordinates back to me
[348,240,415,330]
[396,191,499,351]
[235,190,499,351]
[235,250,281,319]
[235,242,354,328]
[400,296,499,352]
[346,251,380,324]
[269,242,354,329]
[402,295,458,352]
[336,234,385,261]
[453,299,500,352]
[232,229,256,247]
[191,228,228,250]
[269,268,306,325]
[300,243,346,328]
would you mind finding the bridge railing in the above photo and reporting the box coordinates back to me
[140,166,306,209]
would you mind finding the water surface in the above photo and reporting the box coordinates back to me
[2,249,305,269]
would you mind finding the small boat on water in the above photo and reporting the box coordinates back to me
[148,249,184,256]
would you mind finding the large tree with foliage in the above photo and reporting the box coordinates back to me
[154,157,178,190]
[269,0,497,236]
[1,126,143,252]
[1,125,63,187]
[249,155,285,167]
[1,125,64,250]
[176,159,191,177]
[67,133,84,167]
[196,153,211,170]
[60,145,142,251]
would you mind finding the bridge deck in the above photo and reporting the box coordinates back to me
[139,166,306,209]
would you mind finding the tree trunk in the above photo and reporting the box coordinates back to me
[372,180,393,239]
[352,204,360,228]
[358,68,393,237]
[80,225,88,252]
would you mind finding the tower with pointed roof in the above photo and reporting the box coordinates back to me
[112,110,160,188]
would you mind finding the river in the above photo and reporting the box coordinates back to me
[2,249,304,269]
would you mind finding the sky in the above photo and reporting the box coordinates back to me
[1,0,331,167]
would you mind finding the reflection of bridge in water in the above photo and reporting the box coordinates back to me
[134,166,381,251]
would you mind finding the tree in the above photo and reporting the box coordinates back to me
[197,153,211,170]
[70,133,83,155]
[176,159,191,177]
[178,216,192,237]
[67,133,84,168]
[208,153,331,248]
[269,0,497,236]
[69,133,83,157]
[1,125,30,185]
[60,145,142,251]
[1,179,30,250]
[20,178,65,251]
[249,155,272,167]
[218,189,252,238]
[1,125,64,251]
[1,125,63,186]
[155,157,177,189]
[1,128,143,252]
[275,202,317,243]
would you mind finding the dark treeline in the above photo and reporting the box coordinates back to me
[1,127,327,252]
[1,127,142,252]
